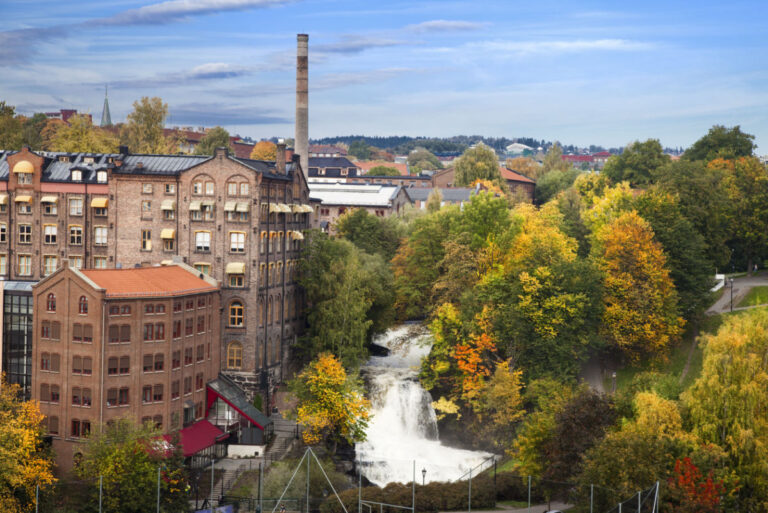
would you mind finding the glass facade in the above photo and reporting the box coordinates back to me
[3,291,33,399]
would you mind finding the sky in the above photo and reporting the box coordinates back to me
[1,0,768,151]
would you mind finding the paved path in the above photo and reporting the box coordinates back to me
[451,502,572,513]
[706,272,768,315]
[580,354,605,393]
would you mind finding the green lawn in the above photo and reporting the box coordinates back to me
[498,500,529,508]
[737,286,768,307]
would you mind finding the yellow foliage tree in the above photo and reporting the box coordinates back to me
[250,140,277,160]
[596,211,684,359]
[505,157,540,179]
[0,378,56,512]
[293,353,371,450]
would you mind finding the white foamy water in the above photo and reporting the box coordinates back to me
[356,325,492,486]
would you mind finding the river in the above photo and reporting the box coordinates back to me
[355,325,492,486]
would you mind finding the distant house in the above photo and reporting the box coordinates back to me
[309,145,347,157]
[505,142,533,155]
[308,181,410,233]
[561,154,595,167]
[353,160,409,176]
[163,128,256,158]
[592,151,612,167]
[404,187,477,209]
[430,167,535,203]
[307,157,360,179]
[346,174,432,188]
[44,109,91,124]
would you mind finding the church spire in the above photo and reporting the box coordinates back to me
[100,85,112,127]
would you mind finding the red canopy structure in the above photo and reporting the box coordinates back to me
[165,419,229,457]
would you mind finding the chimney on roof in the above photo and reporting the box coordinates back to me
[276,139,286,174]
[119,145,129,155]
[295,33,309,180]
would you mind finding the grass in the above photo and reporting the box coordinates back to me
[737,285,768,307]
[495,459,519,474]
[498,500,529,508]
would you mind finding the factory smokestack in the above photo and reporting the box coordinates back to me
[295,34,309,179]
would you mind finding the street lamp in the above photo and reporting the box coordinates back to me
[611,372,617,394]
[730,278,734,312]
[422,468,427,486]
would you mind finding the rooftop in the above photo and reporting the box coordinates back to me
[500,167,536,184]
[80,265,218,298]
[308,181,402,207]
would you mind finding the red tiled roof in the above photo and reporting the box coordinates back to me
[562,155,594,162]
[353,161,409,176]
[80,266,218,298]
[593,151,612,157]
[500,167,535,184]
[164,420,229,457]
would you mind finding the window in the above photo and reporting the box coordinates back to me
[18,172,33,185]
[93,207,107,217]
[196,372,204,390]
[39,224,55,245]
[143,386,152,403]
[48,416,59,435]
[201,203,214,220]
[195,402,203,419]
[94,226,107,245]
[18,224,31,244]
[172,351,181,369]
[69,225,83,245]
[165,183,175,194]
[72,387,81,406]
[94,257,107,269]
[120,325,130,342]
[153,385,163,402]
[185,318,193,336]
[109,306,119,316]
[184,376,192,395]
[119,388,129,406]
[107,388,117,406]
[51,322,60,340]
[143,354,153,372]
[229,301,244,327]
[71,170,82,181]
[227,341,243,369]
[143,324,153,341]
[163,239,175,251]
[46,293,56,312]
[43,255,57,276]
[74,323,83,342]
[184,347,193,365]
[230,232,245,253]
[205,182,214,195]
[43,200,57,215]
[69,198,83,216]
[155,323,165,340]
[69,256,83,269]
[164,209,175,221]
[144,304,154,315]
[0,224,5,243]
[154,353,164,371]
[82,388,92,407]
[229,274,244,287]
[195,231,210,252]
[41,352,51,371]
[156,304,166,314]
[41,321,50,339]
[197,316,205,333]
[193,182,203,195]
[228,182,237,196]
[17,255,31,276]
[79,296,88,314]
[83,324,93,343]
[185,299,194,311]
[142,183,153,194]
[172,320,181,339]
[171,380,180,399]
[240,183,249,196]
[119,356,129,375]
[97,171,107,183]
[194,263,211,275]
[141,200,151,216]
[108,357,118,375]
[18,202,31,214]
[173,301,182,313]
[141,229,151,251]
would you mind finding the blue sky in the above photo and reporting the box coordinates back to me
[2,0,767,151]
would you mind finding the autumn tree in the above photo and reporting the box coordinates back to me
[596,211,684,359]
[120,97,173,153]
[453,143,502,187]
[407,147,442,171]
[602,139,670,186]
[0,102,23,150]
[366,165,401,176]
[49,114,119,153]
[0,379,56,513]
[76,419,188,513]
[683,124,755,162]
[665,458,728,513]
[473,360,525,449]
[291,353,370,451]
[19,113,48,149]
[426,188,443,213]
[684,309,768,509]
[250,140,277,160]
[540,143,572,176]
[194,126,232,155]
[504,157,540,179]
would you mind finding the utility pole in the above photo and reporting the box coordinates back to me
[306,449,311,513]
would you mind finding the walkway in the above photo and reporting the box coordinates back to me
[706,272,768,315]
[450,503,572,513]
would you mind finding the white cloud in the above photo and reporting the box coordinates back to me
[470,38,653,56]
[405,20,487,33]
[99,0,296,25]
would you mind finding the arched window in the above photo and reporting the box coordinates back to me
[78,296,88,314]
[227,341,243,369]
[46,293,56,312]
[228,301,244,327]
[258,299,264,327]
[276,294,282,323]
[268,296,274,325]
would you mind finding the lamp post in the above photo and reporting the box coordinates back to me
[730,278,734,313]
[611,371,617,394]
[422,468,427,486]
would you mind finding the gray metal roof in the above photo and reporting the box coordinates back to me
[207,375,272,429]
[405,187,476,202]
[115,154,211,175]
[232,157,291,181]
[3,280,35,292]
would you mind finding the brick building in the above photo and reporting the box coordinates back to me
[31,264,221,469]
[308,181,410,233]
[0,144,310,406]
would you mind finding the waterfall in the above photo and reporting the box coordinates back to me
[356,325,492,486]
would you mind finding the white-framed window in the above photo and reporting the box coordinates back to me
[227,182,237,196]
[71,170,82,181]
[18,202,31,214]
[70,225,83,245]
[43,202,57,215]
[18,172,32,185]
[240,183,249,196]
[193,182,203,195]
[94,257,107,269]
[165,183,175,194]
[0,224,6,243]
[44,225,57,244]
[94,207,107,217]
[0,255,7,275]
[69,256,83,269]
[94,226,107,246]
[97,171,107,183]
[17,255,31,276]
[142,183,153,194]
[141,229,151,251]
[69,198,83,216]
[195,231,211,252]
[205,182,214,195]
[229,232,245,253]
[43,255,57,276]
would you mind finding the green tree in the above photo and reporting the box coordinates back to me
[407,147,442,171]
[291,353,370,451]
[366,165,401,176]
[426,188,443,213]
[595,211,684,360]
[602,139,670,186]
[0,102,24,150]
[20,113,48,149]
[335,208,402,261]
[535,167,580,204]
[453,143,502,186]
[539,143,572,179]
[348,139,372,160]
[50,114,119,153]
[683,125,755,162]
[76,419,188,513]
[194,126,233,155]
[120,97,172,153]
[684,309,768,509]
[0,378,56,513]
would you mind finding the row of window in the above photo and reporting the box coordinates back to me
[45,295,87,313]
[186,180,250,197]
[3,198,106,216]
[225,295,300,328]
[42,411,193,438]
[0,255,103,277]
[225,337,282,370]
[105,296,213,317]
[1,224,108,246]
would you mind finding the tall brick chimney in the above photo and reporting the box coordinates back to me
[295,34,309,180]
[276,140,286,174]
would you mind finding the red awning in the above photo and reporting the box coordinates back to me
[165,420,229,457]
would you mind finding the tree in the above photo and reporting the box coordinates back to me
[596,211,684,360]
[291,353,370,450]
[0,378,55,513]
[453,143,501,187]
[683,125,755,162]
[76,419,188,513]
[666,457,728,513]
[335,208,402,261]
[407,147,442,171]
[49,114,119,153]
[474,359,525,450]
[120,97,172,153]
[366,165,401,176]
[348,139,372,160]
[426,188,442,213]
[534,167,580,204]
[19,113,48,149]
[194,126,232,155]
[0,102,24,150]
[539,143,572,179]
[684,309,768,509]
[504,157,540,179]
[602,139,670,186]
[250,140,277,160]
